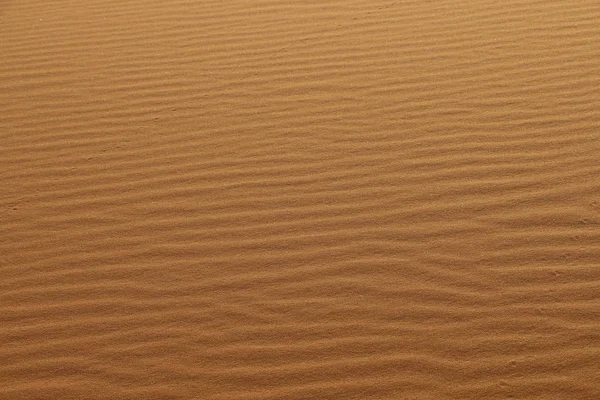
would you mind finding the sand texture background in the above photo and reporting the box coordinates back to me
[1,0,600,399]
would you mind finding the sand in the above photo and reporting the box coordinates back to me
[1,0,600,399]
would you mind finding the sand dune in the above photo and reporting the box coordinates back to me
[1,0,600,398]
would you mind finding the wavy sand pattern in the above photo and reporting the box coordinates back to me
[1,0,600,399]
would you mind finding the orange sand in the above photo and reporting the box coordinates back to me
[1,0,600,399]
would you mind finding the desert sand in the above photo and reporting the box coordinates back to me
[1,0,600,399]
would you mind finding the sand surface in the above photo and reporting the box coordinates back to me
[1,0,600,399]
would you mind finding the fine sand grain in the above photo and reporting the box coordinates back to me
[1,0,600,399]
